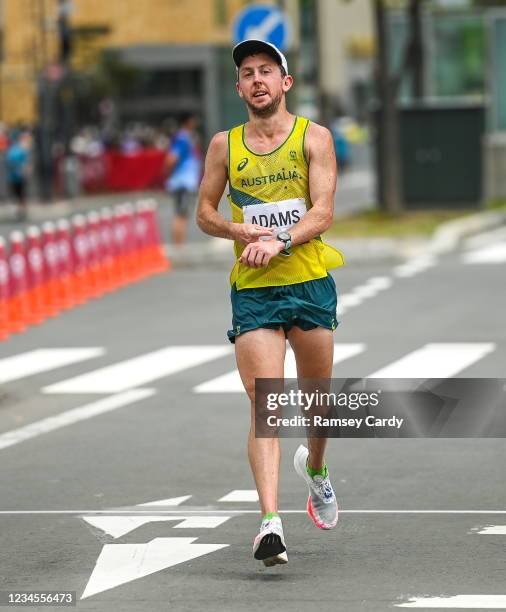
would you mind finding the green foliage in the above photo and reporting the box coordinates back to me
[83,50,141,99]
[473,0,506,6]
[72,50,141,124]
[485,199,506,210]
[325,209,473,237]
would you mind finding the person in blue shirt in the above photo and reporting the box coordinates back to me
[6,131,32,220]
[166,113,202,245]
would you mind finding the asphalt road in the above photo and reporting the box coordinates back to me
[0,227,505,611]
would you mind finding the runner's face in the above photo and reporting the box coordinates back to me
[236,53,292,118]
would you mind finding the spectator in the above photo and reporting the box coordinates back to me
[6,131,32,220]
[165,113,202,246]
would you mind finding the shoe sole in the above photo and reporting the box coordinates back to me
[262,551,288,567]
[254,533,288,566]
[293,444,310,483]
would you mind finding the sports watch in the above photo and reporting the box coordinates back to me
[277,231,292,256]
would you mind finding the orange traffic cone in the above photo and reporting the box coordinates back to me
[133,201,150,277]
[86,211,107,298]
[122,203,142,282]
[25,226,46,325]
[7,231,30,333]
[70,215,92,303]
[111,205,129,288]
[0,237,10,341]
[99,207,116,292]
[137,199,170,274]
[55,219,77,309]
[41,222,62,317]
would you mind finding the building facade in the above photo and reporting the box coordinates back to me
[0,0,374,135]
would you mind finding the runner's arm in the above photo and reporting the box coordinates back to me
[196,132,273,243]
[289,122,337,247]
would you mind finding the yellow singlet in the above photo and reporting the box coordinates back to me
[227,116,344,290]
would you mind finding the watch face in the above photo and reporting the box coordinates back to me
[278,232,290,241]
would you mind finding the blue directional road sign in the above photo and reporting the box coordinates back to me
[232,4,291,52]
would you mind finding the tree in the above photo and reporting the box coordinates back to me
[372,0,426,213]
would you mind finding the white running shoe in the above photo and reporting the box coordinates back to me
[252,515,288,567]
[294,444,338,530]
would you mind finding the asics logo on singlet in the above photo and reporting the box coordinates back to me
[237,157,249,171]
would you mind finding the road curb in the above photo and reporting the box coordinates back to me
[428,209,506,254]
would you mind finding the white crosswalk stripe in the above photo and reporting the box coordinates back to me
[0,348,105,385]
[0,342,499,450]
[42,346,233,394]
[368,343,495,379]
[193,343,365,393]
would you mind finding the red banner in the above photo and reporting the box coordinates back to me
[79,149,166,193]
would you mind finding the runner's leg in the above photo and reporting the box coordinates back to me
[235,327,286,516]
[287,326,334,471]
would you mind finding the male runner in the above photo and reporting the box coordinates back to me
[196,39,344,566]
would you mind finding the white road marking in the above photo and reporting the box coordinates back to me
[83,515,178,539]
[0,348,104,384]
[173,516,231,529]
[218,490,259,502]
[366,276,394,291]
[473,525,506,534]
[138,496,191,507]
[463,243,506,264]
[394,255,437,278]
[82,515,230,538]
[339,276,393,314]
[194,343,365,393]
[0,389,155,451]
[339,293,364,308]
[351,276,393,299]
[193,351,297,394]
[81,537,228,599]
[368,343,495,378]
[396,595,506,608]
[2,509,506,515]
[42,346,232,394]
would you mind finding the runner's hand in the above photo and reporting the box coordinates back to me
[239,239,284,268]
[231,223,273,244]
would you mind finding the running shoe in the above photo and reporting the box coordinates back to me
[253,515,288,566]
[294,444,338,530]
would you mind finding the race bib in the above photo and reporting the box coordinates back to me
[242,198,306,239]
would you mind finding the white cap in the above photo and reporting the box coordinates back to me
[232,39,288,75]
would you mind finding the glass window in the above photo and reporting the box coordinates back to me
[431,14,485,97]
